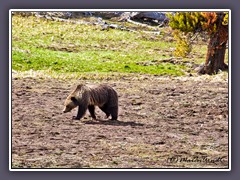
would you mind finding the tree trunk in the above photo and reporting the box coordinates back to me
[200,37,228,75]
[198,13,228,75]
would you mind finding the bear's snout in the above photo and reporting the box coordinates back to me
[62,107,68,113]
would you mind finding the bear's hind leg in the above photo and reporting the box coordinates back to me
[99,105,110,119]
[109,106,118,120]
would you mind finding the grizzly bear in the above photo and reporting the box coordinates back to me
[63,84,118,120]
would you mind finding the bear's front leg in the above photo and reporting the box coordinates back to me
[88,105,97,120]
[73,104,88,120]
[72,116,80,120]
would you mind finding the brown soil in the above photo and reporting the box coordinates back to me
[11,75,229,169]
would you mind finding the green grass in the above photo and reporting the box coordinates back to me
[12,15,205,77]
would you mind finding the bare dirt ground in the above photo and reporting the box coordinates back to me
[11,74,229,169]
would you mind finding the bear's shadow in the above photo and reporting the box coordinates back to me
[82,119,144,127]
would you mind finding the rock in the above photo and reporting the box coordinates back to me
[119,12,169,25]
[86,12,124,19]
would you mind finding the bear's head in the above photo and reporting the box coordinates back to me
[63,84,84,113]
[62,96,79,113]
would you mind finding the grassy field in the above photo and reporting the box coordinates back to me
[11,15,212,78]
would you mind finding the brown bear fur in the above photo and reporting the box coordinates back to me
[63,84,118,120]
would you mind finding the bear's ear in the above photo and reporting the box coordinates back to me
[76,84,83,90]
[71,96,78,105]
